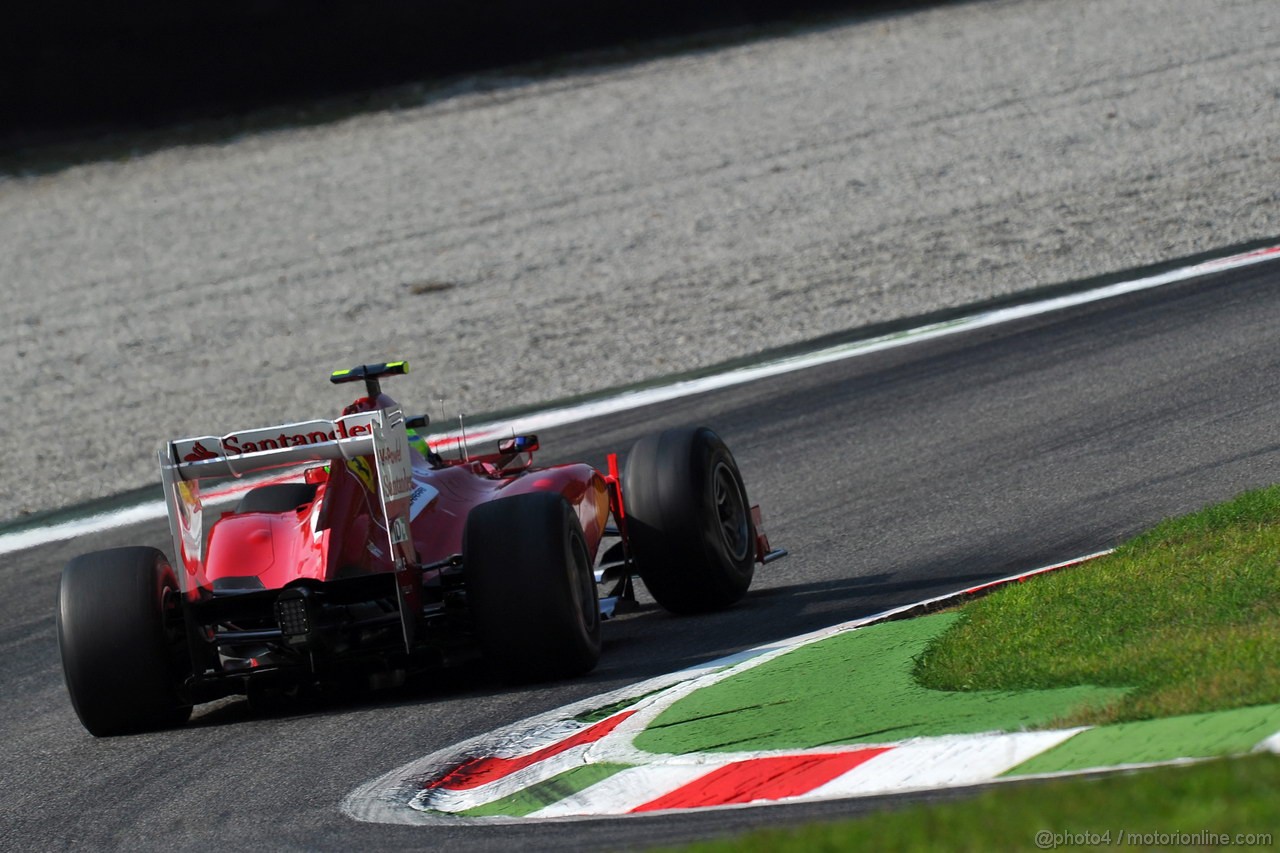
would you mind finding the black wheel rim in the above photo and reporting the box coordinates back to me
[712,461,750,563]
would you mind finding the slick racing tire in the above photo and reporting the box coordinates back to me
[464,492,601,682]
[623,426,755,614]
[235,483,318,514]
[57,547,192,736]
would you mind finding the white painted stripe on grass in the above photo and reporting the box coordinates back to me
[5,245,1277,558]
[807,730,1085,800]
[1253,731,1280,754]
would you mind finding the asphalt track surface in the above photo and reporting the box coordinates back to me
[2,259,1279,850]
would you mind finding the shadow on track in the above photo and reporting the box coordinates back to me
[178,562,983,733]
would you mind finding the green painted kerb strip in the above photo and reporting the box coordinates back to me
[634,613,1128,755]
[1007,703,1280,776]
[457,763,630,817]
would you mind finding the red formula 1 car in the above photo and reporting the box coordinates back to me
[56,361,785,736]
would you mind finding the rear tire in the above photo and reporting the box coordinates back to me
[235,483,318,514]
[57,547,192,736]
[623,427,755,614]
[463,492,601,682]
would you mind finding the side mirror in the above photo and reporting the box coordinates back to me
[498,434,539,454]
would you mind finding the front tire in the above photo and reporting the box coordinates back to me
[463,492,601,682]
[623,426,755,614]
[57,547,192,736]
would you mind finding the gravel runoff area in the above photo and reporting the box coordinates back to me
[1,0,1277,522]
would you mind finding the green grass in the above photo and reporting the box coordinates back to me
[632,613,1128,755]
[656,753,1280,853]
[913,485,1280,725]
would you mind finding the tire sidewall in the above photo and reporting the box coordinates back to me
[57,546,191,736]
[685,434,754,588]
[624,426,756,613]
[463,492,601,681]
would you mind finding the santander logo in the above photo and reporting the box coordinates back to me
[178,417,377,462]
[182,442,219,462]
[222,420,372,455]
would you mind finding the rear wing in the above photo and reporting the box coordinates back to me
[163,411,385,482]
[158,409,418,588]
